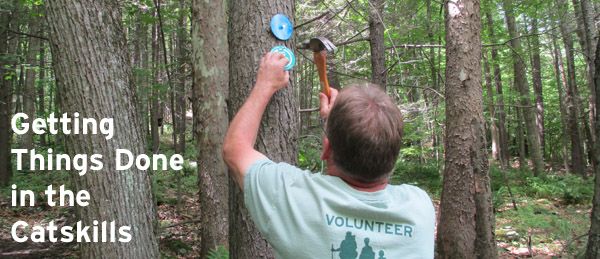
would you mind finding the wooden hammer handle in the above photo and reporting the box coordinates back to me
[314,50,331,98]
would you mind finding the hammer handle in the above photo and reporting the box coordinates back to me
[314,50,331,98]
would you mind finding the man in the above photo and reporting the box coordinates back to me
[223,52,435,258]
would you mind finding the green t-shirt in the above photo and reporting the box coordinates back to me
[244,159,435,259]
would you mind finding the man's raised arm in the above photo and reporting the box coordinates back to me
[222,52,289,190]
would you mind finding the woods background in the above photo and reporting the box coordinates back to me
[0,0,599,258]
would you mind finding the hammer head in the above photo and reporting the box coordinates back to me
[303,37,337,52]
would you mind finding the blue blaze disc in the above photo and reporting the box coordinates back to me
[270,14,293,41]
[270,46,295,71]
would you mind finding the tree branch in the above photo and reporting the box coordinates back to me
[294,10,331,30]
[5,28,48,41]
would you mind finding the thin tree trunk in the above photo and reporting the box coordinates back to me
[516,104,527,171]
[22,16,40,164]
[369,0,386,89]
[175,0,187,154]
[437,0,496,258]
[486,12,510,167]
[552,33,572,174]
[151,9,160,153]
[502,0,545,176]
[191,0,230,257]
[227,0,298,258]
[45,0,160,257]
[484,52,499,160]
[530,15,545,156]
[558,0,586,176]
[38,46,46,147]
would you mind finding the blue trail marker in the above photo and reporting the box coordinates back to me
[270,46,295,71]
[270,14,293,41]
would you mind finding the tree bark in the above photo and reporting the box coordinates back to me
[151,7,161,153]
[516,104,527,171]
[502,0,545,176]
[530,15,545,156]
[45,0,160,257]
[227,0,298,258]
[38,46,46,147]
[557,0,586,176]
[174,0,187,155]
[191,0,230,257]
[551,32,572,174]
[437,0,496,258]
[22,15,40,165]
[483,52,499,160]
[587,28,600,259]
[485,12,510,167]
[369,0,386,89]
[0,6,13,187]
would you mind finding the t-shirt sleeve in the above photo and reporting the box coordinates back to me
[243,158,305,239]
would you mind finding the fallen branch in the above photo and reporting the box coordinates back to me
[162,219,202,229]
[559,232,589,258]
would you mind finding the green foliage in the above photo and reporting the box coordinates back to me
[298,136,323,172]
[207,245,229,259]
[391,162,441,198]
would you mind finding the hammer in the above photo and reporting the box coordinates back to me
[301,37,337,98]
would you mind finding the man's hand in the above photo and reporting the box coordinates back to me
[318,88,339,117]
[256,52,290,92]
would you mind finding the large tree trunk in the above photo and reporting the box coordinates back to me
[227,0,298,258]
[557,1,586,176]
[369,0,386,89]
[502,0,545,176]
[530,15,545,156]
[22,16,40,165]
[485,12,510,167]
[587,34,600,259]
[0,7,13,187]
[191,0,229,257]
[437,0,496,258]
[45,0,160,257]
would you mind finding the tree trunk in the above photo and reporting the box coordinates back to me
[22,16,40,164]
[151,9,160,153]
[227,0,298,258]
[530,15,545,156]
[191,0,230,257]
[586,29,600,259]
[485,12,510,167]
[174,0,187,155]
[557,0,586,176]
[45,0,160,257]
[552,32,572,174]
[38,46,46,147]
[483,52,499,160]
[516,104,527,171]
[0,7,13,187]
[369,0,386,89]
[502,0,545,176]
[437,0,496,258]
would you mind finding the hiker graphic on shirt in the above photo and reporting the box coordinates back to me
[331,232,385,259]
[331,231,358,259]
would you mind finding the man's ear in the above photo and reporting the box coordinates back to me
[321,137,331,161]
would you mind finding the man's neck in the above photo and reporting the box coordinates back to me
[325,162,388,192]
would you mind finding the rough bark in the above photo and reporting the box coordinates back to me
[557,1,586,176]
[502,0,545,176]
[437,0,496,258]
[486,12,510,167]
[227,0,298,258]
[369,0,386,89]
[530,16,545,156]
[587,28,600,259]
[191,0,230,257]
[0,6,13,187]
[45,0,160,257]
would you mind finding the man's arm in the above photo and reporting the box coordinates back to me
[222,52,289,190]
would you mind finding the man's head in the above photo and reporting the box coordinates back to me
[324,83,403,183]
